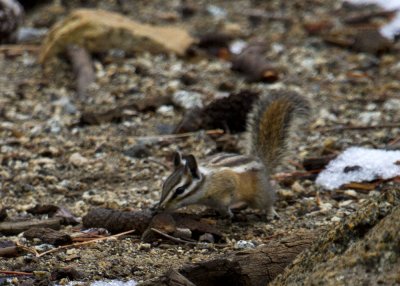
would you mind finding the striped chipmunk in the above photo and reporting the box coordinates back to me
[158,90,311,219]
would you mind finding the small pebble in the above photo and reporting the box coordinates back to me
[234,240,255,249]
[69,152,89,166]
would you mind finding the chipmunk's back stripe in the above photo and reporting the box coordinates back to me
[209,154,258,168]
[217,156,256,167]
[209,153,238,164]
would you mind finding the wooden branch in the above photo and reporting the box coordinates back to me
[36,229,135,257]
[66,44,95,100]
[0,270,33,276]
[0,218,62,235]
[146,230,315,286]
[0,44,40,55]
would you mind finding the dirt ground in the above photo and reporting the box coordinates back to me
[1,0,400,285]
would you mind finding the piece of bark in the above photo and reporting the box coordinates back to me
[82,208,153,234]
[271,189,400,285]
[0,218,62,235]
[174,90,259,133]
[231,43,279,83]
[66,44,95,100]
[23,227,72,246]
[145,230,314,286]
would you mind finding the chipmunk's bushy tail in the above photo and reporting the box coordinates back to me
[246,90,311,172]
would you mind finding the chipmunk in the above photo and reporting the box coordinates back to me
[158,90,310,219]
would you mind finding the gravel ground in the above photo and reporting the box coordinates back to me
[1,0,400,285]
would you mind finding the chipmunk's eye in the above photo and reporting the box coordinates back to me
[175,186,185,195]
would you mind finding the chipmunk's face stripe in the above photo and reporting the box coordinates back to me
[161,166,186,203]
[174,176,204,202]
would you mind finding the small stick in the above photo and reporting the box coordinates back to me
[0,270,33,276]
[318,124,400,133]
[134,129,224,141]
[36,229,135,257]
[389,136,400,146]
[151,228,199,245]
[0,44,40,54]
[66,44,95,100]
[273,170,321,181]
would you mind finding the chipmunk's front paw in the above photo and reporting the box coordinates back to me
[218,208,234,219]
[266,207,280,221]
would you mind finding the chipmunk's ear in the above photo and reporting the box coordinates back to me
[173,151,182,168]
[184,154,200,179]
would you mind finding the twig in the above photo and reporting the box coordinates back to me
[15,242,39,257]
[134,129,224,141]
[389,136,400,146]
[0,270,33,276]
[273,170,320,181]
[66,44,95,100]
[0,44,40,54]
[151,228,199,245]
[36,229,135,257]
[317,123,400,133]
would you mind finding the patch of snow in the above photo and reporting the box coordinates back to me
[63,280,137,286]
[91,280,137,286]
[316,147,400,190]
[172,90,203,110]
[230,40,247,54]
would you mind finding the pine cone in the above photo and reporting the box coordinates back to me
[0,0,24,43]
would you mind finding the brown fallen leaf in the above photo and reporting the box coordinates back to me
[39,9,196,63]
[341,182,379,191]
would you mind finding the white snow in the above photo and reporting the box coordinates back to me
[91,280,137,286]
[316,147,400,190]
[63,280,136,286]
[347,0,400,39]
